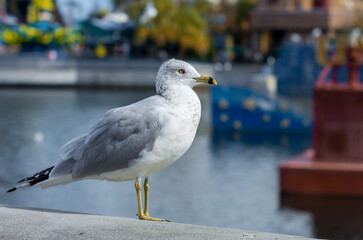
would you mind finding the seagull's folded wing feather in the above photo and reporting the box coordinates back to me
[52,101,163,179]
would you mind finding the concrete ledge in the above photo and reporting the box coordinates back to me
[0,205,316,240]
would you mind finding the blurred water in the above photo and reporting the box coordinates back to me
[0,89,362,240]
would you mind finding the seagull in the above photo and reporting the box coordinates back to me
[7,59,217,222]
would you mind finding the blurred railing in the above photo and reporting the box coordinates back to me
[0,55,214,88]
[315,36,362,89]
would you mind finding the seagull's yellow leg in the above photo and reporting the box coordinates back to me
[143,177,150,217]
[134,178,168,222]
[135,179,144,218]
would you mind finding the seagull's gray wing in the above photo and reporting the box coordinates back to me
[51,100,163,179]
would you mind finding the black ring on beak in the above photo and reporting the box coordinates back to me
[208,77,214,84]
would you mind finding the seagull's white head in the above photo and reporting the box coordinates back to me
[155,59,217,95]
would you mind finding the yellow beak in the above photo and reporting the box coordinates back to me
[193,75,217,85]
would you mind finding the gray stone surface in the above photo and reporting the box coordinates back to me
[0,205,318,240]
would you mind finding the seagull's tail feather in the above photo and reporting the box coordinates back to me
[7,166,55,192]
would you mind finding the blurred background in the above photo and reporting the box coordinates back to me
[0,0,363,239]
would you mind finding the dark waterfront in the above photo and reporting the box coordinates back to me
[0,89,362,240]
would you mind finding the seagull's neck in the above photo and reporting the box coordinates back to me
[157,85,201,127]
[157,85,197,105]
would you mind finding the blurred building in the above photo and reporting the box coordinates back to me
[250,0,363,55]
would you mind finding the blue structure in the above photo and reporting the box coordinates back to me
[275,42,363,97]
[275,42,322,97]
[212,86,312,133]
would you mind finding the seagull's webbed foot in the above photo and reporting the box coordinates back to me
[137,212,170,222]
[135,178,170,222]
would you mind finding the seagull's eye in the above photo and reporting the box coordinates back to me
[178,69,185,74]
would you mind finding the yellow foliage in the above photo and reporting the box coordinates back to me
[95,44,107,58]
[41,32,53,44]
[18,24,39,42]
[27,0,54,22]
[136,26,149,43]
[130,0,210,56]
[3,29,22,45]
[27,5,37,23]
[54,28,67,44]
[53,27,83,46]
[33,0,54,12]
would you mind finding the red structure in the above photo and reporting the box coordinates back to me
[279,47,363,196]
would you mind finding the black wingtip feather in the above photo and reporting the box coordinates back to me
[7,188,16,193]
[17,178,27,184]
[8,166,55,193]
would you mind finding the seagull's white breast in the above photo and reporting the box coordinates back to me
[97,86,201,181]
[136,86,201,177]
